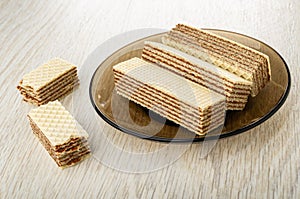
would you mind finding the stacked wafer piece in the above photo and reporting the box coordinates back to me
[28,100,91,168]
[142,41,253,110]
[113,57,226,135]
[17,58,79,106]
[162,24,271,96]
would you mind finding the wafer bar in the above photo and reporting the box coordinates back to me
[28,100,91,168]
[142,41,252,110]
[162,24,271,96]
[114,72,224,133]
[114,72,225,119]
[113,57,226,135]
[17,58,79,105]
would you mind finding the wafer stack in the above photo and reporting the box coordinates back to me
[162,24,271,96]
[17,58,79,106]
[113,57,226,135]
[142,41,252,110]
[28,100,90,168]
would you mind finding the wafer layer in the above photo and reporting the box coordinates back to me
[113,57,226,135]
[28,100,91,168]
[162,24,271,96]
[142,41,252,110]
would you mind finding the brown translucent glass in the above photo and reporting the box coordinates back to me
[90,30,291,142]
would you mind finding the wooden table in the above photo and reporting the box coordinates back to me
[1,0,299,198]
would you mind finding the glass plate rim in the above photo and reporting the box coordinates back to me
[89,29,291,143]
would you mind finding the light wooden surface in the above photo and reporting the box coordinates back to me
[1,0,299,198]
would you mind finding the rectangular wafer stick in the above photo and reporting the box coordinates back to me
[112,57,226,135]
[162,24,271,96]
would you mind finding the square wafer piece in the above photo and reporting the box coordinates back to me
[27,100,90,168]
[17,58,79,106]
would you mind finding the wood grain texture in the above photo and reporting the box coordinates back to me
[0,0,299,198]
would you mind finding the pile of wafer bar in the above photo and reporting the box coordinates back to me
[18,58,90,168]
[113,24,271,135]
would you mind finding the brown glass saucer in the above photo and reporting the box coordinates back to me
[89,30,291,142]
